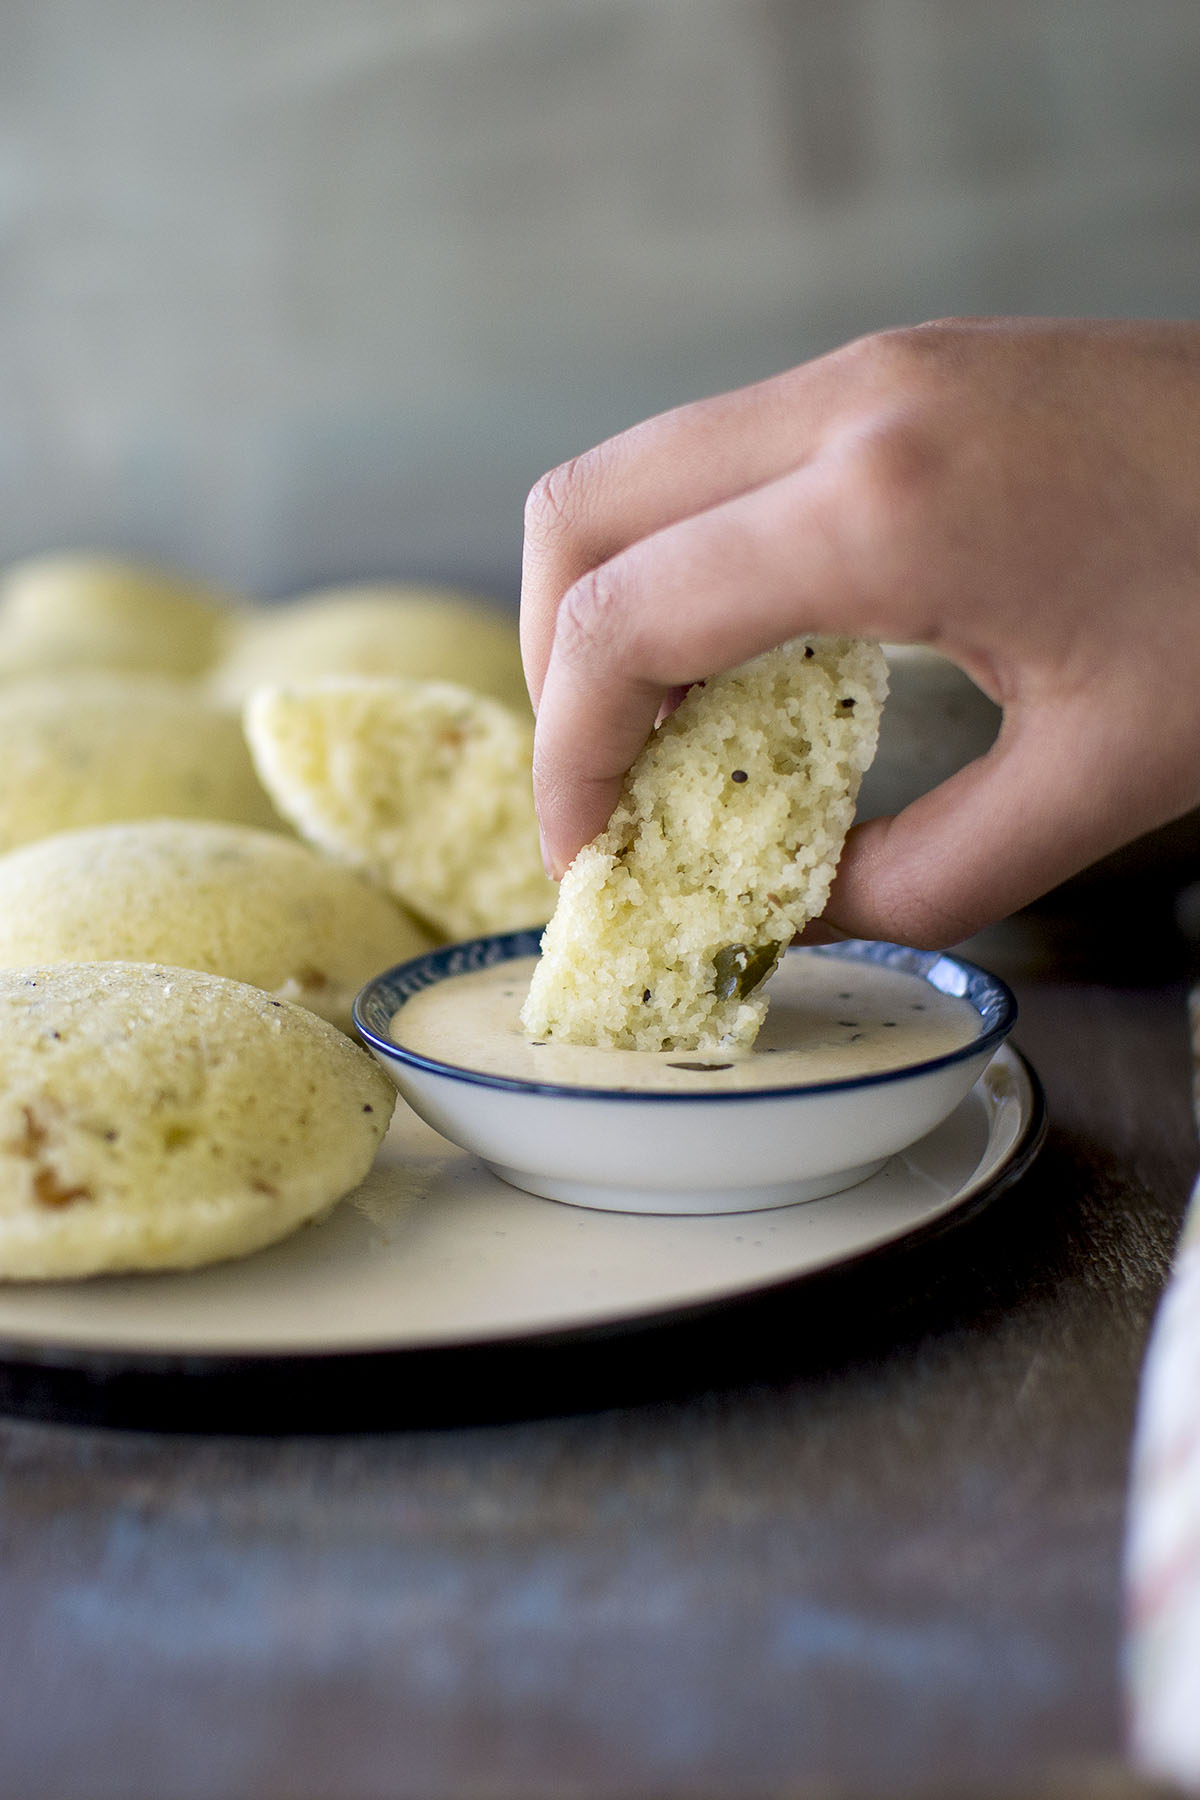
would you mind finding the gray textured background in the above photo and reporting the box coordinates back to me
[2,0,1199,602]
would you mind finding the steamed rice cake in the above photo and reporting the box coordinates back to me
[522,636,888,1051]
[244,677,556,940]
[0,552,237,680]
[0,962,394,1279]
[0,819,431,1031]
[210,585,528,713]
[0,673,279,850]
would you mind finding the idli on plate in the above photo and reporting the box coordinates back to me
[0,552,238,680]
[209,584,528,713]
[0,962,394,1279]
[0,672,280,851]
[244,677,556,941]
[0,818,431,1031]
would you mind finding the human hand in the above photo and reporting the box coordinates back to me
[521,317,1200,947]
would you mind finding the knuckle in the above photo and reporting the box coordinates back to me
[815,320,988,627]
[828,320,972,424]
[853,416,946,510]
[554,563,632,673]
[847,317,967,380]
[833,415,948,569]
[821,329,964,535]
[523,452,600,553]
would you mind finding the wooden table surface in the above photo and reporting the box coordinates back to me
[0,899,1196,1800]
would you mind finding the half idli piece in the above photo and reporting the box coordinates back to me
[244,677,556,940]
[522,636,889,1051]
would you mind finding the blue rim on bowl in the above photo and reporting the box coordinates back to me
[353,930,1017,1104]
[354,933,1018,1215]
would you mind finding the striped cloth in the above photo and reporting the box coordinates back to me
[1125,987,1200,1786]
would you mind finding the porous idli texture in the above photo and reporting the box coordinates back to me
[244,676,555,940]
[521,637,888,1051]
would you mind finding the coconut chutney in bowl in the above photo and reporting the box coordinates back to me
[354,933,1017,1216]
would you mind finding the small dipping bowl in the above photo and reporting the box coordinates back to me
[354,933,1017,1216]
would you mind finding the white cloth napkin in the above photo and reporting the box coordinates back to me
[1125,988,1200,1786]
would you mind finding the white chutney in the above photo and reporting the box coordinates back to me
[390,952,979,1093]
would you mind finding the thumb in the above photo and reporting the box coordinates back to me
[822,703,1170,948]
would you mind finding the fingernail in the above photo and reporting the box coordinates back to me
[539,825,558,881]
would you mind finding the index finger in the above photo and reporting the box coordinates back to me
[520,354,862,711]
[531,452,912,877]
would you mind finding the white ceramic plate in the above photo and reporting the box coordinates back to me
[0,1044,1043,1366]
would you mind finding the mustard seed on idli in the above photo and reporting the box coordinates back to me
[522,637,888,1052]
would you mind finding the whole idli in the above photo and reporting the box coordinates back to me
[0,552,237,679]
[0,819,432,1031]
[0,963,394,1279]
[0,672,280,851]
[244,677,556,940]
[210,585,529,713]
